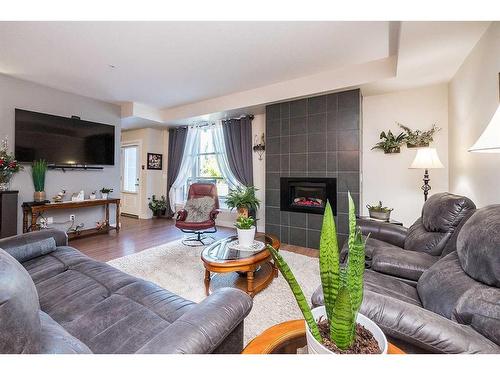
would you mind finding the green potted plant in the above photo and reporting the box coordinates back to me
[32,159,47,201]
[235,216,256,247]
[148,195,168,217]
[226,186,261,218]
[371,130,406,154]
[267,193,387,354]
[100,187,113,199]
[366,201,393,221]
[0,138,23,191]
[399,123,440,148]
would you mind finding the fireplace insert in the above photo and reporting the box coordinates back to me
[280,177,337,215]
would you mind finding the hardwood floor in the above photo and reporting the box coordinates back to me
[71,216,318,262]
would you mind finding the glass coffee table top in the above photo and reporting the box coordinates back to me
[202,234,276,263]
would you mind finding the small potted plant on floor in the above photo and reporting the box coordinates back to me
[148,195,168,217]
[399,123,440,148]
[32,159,47,201]
[267,193,387,354]
[366,201,393,221]
[226,185,261,218]
[235,216,256,248]
[100,187,113,199]
[371,130,406,154]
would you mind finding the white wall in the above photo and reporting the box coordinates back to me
[121,127,168,219]
[0,74,121,234]
[362,84,449,226]
[449,22,500,208]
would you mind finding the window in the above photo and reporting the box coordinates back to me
[185,127,230,207]
[122,145,138,193]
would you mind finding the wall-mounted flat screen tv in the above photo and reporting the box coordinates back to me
[15,109,115,165]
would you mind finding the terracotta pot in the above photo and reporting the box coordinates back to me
[305,305,388,354]
[34,191,46,202]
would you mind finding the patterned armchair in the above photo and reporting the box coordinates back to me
[175,183,221,246]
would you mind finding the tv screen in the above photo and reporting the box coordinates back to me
[15,109,115,165]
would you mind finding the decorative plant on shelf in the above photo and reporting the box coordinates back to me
[148,195,168,217]
[366,201,393,221]
[0,137,23,191]
[225,185,261,218]
[267,193,387,354]
[235,216,256,247]
[371,130,406,154]
[100,187,113,199]
[399,123,440,148]
[32,159,47,202]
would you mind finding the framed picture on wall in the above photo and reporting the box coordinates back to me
[147,153,163,170]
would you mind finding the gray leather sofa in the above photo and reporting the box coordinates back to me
[312,204,500,353]
[349,193,476,283]
[0,230,252,354]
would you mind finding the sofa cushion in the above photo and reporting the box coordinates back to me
[39,311,92,354]
[184,196,216,223]
[417,251,484,319]
[4,237,56,263]
[0,249,41,353]
[312,269,421,308]
[24,246,197,353]
[453,287,500,346]
[404,193,476,256]
[456,205,500,287]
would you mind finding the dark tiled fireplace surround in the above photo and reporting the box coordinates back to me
[265,89,361,248]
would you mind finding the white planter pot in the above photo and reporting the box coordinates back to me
[101,193,108,200]
[305,305,388,354]
[237,226,256,248]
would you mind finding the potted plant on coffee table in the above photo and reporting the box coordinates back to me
[226,185,261,219]
[148,195,168,217]
[32,159,47,202]
[267,193,388,354]
[235,216,256,248]
[371,130,406,154]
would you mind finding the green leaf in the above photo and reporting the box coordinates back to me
[330,285,355,350]
[347,192,365,314]
[319,200,339,325]
[267,245,321,341]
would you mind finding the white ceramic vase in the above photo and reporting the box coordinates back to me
[305,305,388,354]
[101,193,108,200]
[237,226,256,248]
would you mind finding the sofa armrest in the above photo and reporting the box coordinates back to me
[176,209,187,221]
[136,288,252,354]
[358,219,408,248]
[361,290,500,353]
[371,247,438,281]
[0,229,68,262]
[210,208,221,221]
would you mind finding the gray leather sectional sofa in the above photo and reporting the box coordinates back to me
[0,230,252,354]
[313,200,500,353]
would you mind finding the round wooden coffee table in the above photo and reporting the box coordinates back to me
[242,320,405,354]
[201,233,280,297]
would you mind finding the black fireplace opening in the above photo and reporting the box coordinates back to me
[280,177,337,215]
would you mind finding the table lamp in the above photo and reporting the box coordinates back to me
[409,147,444,201]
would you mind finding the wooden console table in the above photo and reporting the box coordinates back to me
[22,198,120,240]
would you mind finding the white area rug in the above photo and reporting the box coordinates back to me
[108,240,320,344]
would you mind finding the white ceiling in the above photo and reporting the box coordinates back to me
[0,21,389,109]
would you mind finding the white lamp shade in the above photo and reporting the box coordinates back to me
[469,105,500,152]
[409,147,444,169]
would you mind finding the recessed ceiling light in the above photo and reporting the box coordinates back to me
[108,64,116,69]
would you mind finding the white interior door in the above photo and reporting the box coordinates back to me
[121,144,140,216]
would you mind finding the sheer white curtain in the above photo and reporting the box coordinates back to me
[169,126,200,210]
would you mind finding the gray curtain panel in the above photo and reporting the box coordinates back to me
[222,116,254,186]
[166,127,188,217]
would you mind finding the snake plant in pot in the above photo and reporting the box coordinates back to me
[32,159,48,202]
[267,193,387,354]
